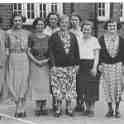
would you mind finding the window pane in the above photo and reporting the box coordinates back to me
[18,4,22,10]
[27,3,34,19]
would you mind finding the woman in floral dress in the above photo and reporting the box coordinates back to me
[48,15,79,117]
[6,14,30,117]
[99,20,124,118]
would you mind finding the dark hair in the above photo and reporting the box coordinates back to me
[104,20,121,30]
[81,20,94,31]
[32,17,45,29]
[45,12,60,26]
[10,13,26,25]
[70,12,82,22]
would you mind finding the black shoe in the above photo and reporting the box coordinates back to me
[115,111,121,118]
[105,111,114,118]
[54,111,61,118]
[66,109,74,117]
[75,105,82,112]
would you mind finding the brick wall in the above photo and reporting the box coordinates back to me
[0,4,12,30]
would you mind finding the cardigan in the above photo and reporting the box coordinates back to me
[99,35,124,64]
[48,31,80,67]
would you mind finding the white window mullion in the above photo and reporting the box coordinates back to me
[120,3,124,22]
[57,3,63,16]
[97,3,110,21]
[46,3,51,16]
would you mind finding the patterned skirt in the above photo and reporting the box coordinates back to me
[50,66,77,101]
[100,62,123,103]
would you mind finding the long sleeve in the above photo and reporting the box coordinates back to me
[73,34,80,65]
[48,34,56,67]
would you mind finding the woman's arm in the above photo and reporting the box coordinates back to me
[48,35,56,67]
[91,49,100,76]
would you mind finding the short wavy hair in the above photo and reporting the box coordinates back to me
[45,12,60,26]
[104,20,121,30]
[70,12,82,22]
[81,20,94,31]
[32,17,45,29]
[10,13,26,26]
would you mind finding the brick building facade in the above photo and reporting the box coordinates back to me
[0,3,124,37]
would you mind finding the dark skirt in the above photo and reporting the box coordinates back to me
[76,60,100,102]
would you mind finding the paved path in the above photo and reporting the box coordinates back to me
[0,84,124,124]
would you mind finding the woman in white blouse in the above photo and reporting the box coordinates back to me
[77,20,100,117]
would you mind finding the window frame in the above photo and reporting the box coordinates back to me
[97,3,110,21]
[11,3,63,25]
[120,3,124,22]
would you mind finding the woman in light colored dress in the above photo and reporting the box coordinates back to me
[99,20,124,118]
[49,15,79,117]
[0,17,7,101]
[70,13,83,112]
[6,14,30,117]
[28,18,50,116]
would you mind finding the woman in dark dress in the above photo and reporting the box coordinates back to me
[48,15,79,117]
[28,18,50,116]
[99,20,124,118]
[77,21,100,117]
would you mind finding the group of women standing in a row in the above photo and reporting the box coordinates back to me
[0,12,124,119]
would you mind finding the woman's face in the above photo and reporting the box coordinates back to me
[71,15,80,28]
[35,20,44,32]
[82,24,92,38]
[107,22,117,33]
[49,14,58,27]
[60,17,70,31]
[13,16,23,29]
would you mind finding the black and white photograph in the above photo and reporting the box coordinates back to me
[0,0,124,123]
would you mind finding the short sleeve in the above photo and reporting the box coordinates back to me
[92,37,101,50]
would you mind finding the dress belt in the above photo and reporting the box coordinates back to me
[9,49,27,53]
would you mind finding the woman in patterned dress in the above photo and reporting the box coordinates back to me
[6,14,30,117]
[77,21,101,117]
[70,13,83,112]
[28,18,50,116]
[48,15,79,117]
[99,20,124,118]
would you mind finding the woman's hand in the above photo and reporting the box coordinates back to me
[98,64,104,73]
[90,67,97,77]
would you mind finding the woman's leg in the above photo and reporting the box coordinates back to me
[40,99,48,115]
[105,102,114,117]
[115,101,121,118]
[35,100,42,116]
[66,99,76,116]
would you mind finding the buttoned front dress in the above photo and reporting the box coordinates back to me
[6,29,30,102]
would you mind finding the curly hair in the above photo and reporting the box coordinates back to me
[45,12,60,26]
[104,20,121,30]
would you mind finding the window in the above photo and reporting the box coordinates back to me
[97,3,110,21]
[51,3,57,13]
[120,3,124,22]
[11,3,23,15]
[40,3,46,18]
[11,3,63,25]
